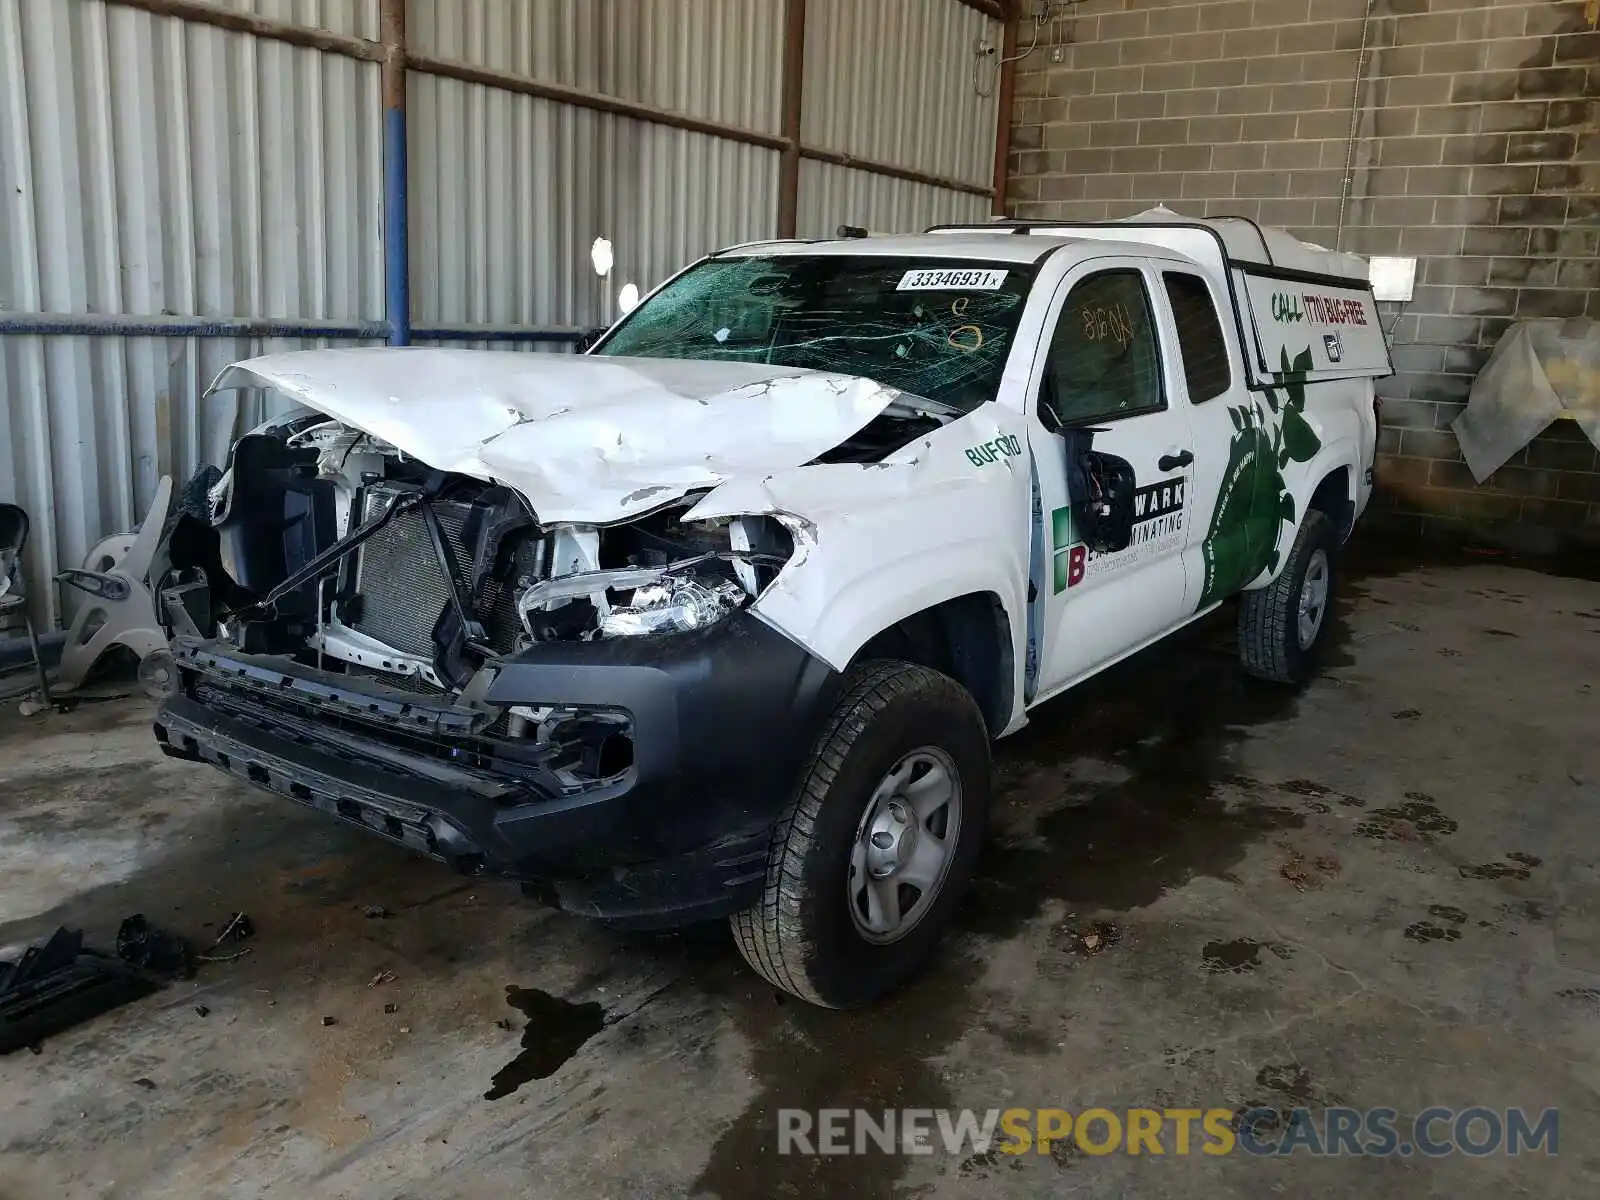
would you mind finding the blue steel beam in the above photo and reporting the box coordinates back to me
[0,313,391,338]
[0,313,584,343]
[414,326,586,343]
[380,0,411,347]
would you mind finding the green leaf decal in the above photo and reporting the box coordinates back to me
[1193,343,1326,614]
[1281,406,1321,463]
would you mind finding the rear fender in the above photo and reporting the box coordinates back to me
[1247,407,1361,591]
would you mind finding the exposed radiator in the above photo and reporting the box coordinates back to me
[349,487,527,659]
[350,490,475,658]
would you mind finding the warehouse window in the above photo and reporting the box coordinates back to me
[1163,272,1232,403]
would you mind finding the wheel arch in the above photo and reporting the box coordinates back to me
[1243,443,1360,592]
[1304,461,1357,541]
[847,591,1014,736]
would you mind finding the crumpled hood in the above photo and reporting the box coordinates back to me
[208,347,904,524]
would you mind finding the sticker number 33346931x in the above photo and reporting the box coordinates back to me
[898,268,1009,291]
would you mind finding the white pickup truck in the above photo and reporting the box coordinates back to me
[154,209,1391,1007]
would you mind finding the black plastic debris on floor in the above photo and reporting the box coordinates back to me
[115,914,195,979]
[0,929,157,1055]
[212,912,255,945]
[3,913,255,1054]
[197,912,256,963]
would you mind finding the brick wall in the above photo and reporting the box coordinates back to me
[1007,0,1600,548]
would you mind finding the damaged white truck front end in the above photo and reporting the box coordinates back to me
[157,319,1033,1011]
[199,348,1030,692]
[155,222,1389,1008]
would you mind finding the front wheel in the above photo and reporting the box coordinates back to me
[730,661,991,1008]
[1238,510,1337,684]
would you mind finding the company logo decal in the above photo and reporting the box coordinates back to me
[1051,475,1188,594]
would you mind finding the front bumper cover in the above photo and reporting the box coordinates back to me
[155,615,840,927]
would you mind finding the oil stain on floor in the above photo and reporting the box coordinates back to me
[484,987,606,1101]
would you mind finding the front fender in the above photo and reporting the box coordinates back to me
[762,529,1027,677]
[685,406,1033,707]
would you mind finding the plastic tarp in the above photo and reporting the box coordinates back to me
[1452,318,1600,483]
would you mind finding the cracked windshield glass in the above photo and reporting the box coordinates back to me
[596,256,1035,412]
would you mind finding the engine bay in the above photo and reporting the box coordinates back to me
[164,412,796,702]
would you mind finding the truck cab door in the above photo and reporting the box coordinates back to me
[1028,261,1198,698]
[1154,268,1276,613]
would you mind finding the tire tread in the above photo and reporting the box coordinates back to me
[1238,511,1333,684]
[730,660,969,1006]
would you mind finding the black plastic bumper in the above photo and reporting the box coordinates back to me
[154,615,840,927]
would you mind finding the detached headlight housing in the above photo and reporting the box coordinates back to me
[600,575,749,638]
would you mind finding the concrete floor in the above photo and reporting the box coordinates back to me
[1,541,1598,1199]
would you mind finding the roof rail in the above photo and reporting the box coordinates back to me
[924,219,1071,236]
[710,237,817,256]
[925,213,1278,264]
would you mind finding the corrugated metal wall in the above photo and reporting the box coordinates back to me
[409,0,783,135]
[1,0,999,627]
[797,159,992,239]
[219,0,378,39]
[802,0,999,191]
[0,0,384,619]
[407,83,780,334]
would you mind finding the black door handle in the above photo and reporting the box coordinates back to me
[1159,450,1194,472]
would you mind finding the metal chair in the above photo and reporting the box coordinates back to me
[0,503,53,707]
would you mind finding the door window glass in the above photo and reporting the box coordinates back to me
[1041,270,1164,427]
[1163,272,1232,403]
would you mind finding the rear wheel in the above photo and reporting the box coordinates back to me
[1238,510,1337,684]
[730,660,990,1007]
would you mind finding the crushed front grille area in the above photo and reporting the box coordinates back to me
[347,487,531,661]
[350,492,474,658]
[191,679,556,789]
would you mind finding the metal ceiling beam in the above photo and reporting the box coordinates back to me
[100,0,382,61]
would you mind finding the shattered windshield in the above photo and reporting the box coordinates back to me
[595,255,1035,412]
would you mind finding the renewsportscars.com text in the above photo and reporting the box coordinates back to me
[778,1106,1558,1158]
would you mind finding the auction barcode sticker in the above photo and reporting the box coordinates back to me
[897,268,1009,292]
